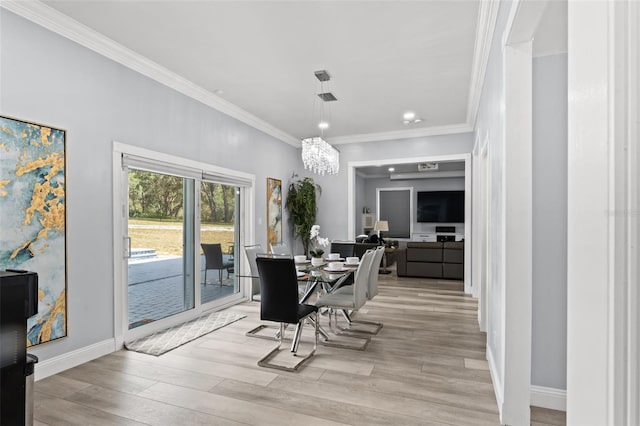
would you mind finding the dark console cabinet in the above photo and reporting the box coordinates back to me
[1,270,38,425]
[396,242,464,279]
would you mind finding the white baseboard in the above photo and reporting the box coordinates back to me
[486,347,504,416]
[530,385,567,412]
[34,339,116,381]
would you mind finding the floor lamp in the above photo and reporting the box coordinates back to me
[374,220,392,274]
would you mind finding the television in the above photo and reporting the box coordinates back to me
[417,191,465,223]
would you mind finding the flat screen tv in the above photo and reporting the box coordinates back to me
[417,191,465,223]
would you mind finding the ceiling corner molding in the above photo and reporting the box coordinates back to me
[503,0,550,48]
[328,123,473,145]
[0,0,300,147]
[465,0,500,129]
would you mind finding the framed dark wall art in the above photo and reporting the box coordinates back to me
[0,115,67,346]
[266,177,282,248]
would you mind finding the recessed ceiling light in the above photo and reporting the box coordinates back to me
[388,167,395,172]
[402,111,423,125]
[318,121,329,130]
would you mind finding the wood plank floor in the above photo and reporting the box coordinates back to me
[33,273,565,425]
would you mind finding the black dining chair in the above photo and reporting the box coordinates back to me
[201,243,234,286]
[330,241,356,258]
[255,256,318,371]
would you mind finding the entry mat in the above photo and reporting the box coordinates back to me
[125,311,246,356]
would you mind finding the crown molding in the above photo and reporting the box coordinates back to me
[2,0,494,147]
[328,123,473,145]
[466,0,500,128]
[0,0,300,147]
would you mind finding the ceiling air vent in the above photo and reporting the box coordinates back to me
[318,92,338,102]
[418,162,438,171]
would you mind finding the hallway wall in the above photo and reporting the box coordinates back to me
[532,53,568,392]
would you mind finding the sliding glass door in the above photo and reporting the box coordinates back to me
[126,169,195,329]
[117,149,252,341]
[200,181,240,305]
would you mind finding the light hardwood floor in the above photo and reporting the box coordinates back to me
[33,273,565,425]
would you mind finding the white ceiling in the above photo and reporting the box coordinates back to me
[31,0,491,145]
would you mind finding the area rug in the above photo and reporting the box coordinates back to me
[124,311,246,356]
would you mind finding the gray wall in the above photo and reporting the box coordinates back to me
[475,0,568,396]
[311,134,474,244]
[1,11,302,362]
[360,176,465,236]
[532,53,567,390]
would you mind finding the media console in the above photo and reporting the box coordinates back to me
[396,241,464,280]
[411,232,464,242]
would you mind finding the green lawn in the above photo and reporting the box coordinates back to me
[129,219,234,256]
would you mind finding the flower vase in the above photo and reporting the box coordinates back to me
[311,257,324,267]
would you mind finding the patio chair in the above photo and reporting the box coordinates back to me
[255,256,319,371]
[201,243,234,286]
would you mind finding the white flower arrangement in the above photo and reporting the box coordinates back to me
[309,225,329,258]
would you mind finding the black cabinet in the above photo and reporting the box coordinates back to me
[1,270,38,425]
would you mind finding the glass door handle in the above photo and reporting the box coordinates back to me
[124,236,131,259]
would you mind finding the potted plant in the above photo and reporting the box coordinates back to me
[285,177,321,256]
[309,225,329,266]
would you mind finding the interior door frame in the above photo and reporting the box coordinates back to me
[347,153,472,294]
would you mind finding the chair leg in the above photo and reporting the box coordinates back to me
[341,309,352,325]
[319,308,371,351]
[314,311,319,351]
[336,309,383,336]
[219,269,223,286]
[257,319,317,372]
[203,270,207,286]
[290,321,305,353]
[245,324,279,341]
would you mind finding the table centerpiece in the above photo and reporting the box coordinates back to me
[309,225,328,266]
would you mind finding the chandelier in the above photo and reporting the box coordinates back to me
[301,70,339,176]
[302,137,339,175]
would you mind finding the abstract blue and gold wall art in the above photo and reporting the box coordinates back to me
[0,115,67,346]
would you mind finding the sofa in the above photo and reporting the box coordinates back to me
[396,241,464,279]
[354,242,379,259]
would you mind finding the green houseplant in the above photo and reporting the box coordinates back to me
[285,177,321,256]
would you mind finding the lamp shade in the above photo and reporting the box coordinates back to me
[374,220,389,232]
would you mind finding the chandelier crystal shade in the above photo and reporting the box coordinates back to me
[301,137,339,175]
[301,69,339,176]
